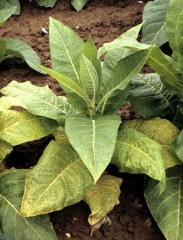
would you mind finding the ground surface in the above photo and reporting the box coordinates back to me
[0,0,166,239]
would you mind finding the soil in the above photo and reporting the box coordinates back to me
[0,0,166,239]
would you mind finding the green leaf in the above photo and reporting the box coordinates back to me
[21,140,94,217]
[49,17,84,83]
[0,38,6,62]
[82,37,102,85]
[0,110,58,146]
[0,0,17,27]
[65,114,121,182]
[129,73,178,118]
[6,0,20,15]
[172,130,183,161]
[52,126,70,145]
[1,81,77,125]
[83,174,122,225]
[166,0,183,66]
[97,48,152,113]
[141,0,169,46]
[121,118,182,169]
[71,0,89,11]
[36,0,57,7]
[0,233,15,240]
[102,48,134,87]
[37,65,91,114]
[144,166,183,240]
[4,38,45,73]
[0,139,12,163]
[147,46,183,97]
[112,127,166,193]
[80,55,99,105]
[0,168,57,239]
[98,23,149,58]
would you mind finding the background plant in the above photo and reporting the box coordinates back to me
[0,0,89,15]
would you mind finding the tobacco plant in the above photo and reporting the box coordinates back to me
[0,0,89,15]
[0,0,183,238]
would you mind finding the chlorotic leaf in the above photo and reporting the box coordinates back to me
[52,126,70,145]
[0,110,58,146]
[0,139,12,163]
[0,96,25,110]
[65,114,121,182]
[141,0,169,46]
[0,168,58,239]
[1,81,77,125]
[144,166,183,240]
[121,118,182,169]
[21,141,94,217]
[112,127,166,193]
[83,174,122,225]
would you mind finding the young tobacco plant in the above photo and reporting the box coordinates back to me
[0,10,45,73]
[0,15,182,239]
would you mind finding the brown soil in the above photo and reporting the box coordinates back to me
[0,0,166,239]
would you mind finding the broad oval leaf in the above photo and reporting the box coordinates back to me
[0,168,57,240]
[65,114,121,182]
[49,17,84,83]
[83,174,122,225]
[0,110,58,146]
[0,1,17,27]
[141,0,169,46]
[5,38,45,73]
[21,140,94,217]
[1,80,77,125]
[166,0,183,65]
[111,127,166,193]
[145,166,183,240]
[121,118,182,169]
[129,73,178,119]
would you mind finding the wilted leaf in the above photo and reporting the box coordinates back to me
[112,127,166,193]
[0,110,58,146]
[145,165,183,240]
[21,141,94,217]
[121,118,182,169]
[0,168,57,239]
[65,114,121,182]
[90,215,111,236]
[84,174,122,225]
[52,126,70,145]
